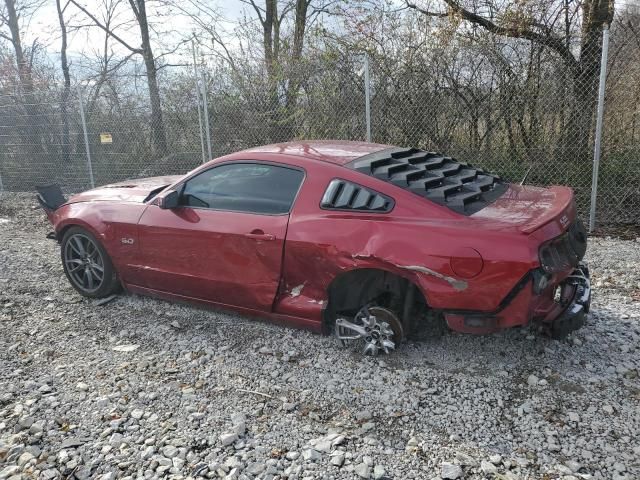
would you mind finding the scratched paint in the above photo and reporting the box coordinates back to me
[290,283,305,297]
[353,252,468,291]
[396,264,468,291]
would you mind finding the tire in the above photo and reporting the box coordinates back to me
[61,226,120,298]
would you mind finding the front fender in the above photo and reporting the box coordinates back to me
[52,201,148,277]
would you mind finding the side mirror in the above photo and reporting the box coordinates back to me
[159,190,180,209]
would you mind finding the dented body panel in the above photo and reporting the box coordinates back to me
[43,140,589,337]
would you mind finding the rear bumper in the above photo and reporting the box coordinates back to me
[547,263,590,338]
[444,263,591,336]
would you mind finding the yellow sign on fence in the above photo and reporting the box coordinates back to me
[100,133,113,144]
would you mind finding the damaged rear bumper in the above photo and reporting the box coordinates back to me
[444,263,591,337]
[547,263,590,338]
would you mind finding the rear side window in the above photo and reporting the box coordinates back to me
[181,163,304,214]
[321,179,394,212]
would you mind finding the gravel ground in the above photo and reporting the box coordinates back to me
[0,193,639,480]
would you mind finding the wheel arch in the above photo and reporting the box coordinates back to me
[56,218,100,241]
[56,220,118,268]
[323,267,428,334]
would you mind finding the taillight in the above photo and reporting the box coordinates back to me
[539,219,587,273]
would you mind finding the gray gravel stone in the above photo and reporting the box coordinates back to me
[373,465,386,479]
[246,462,265,475]
[354,462,371,478]
[60,437,86,449]
[161,445,179,458]
[481,460,498,474]
[285,451,300,460]
[16,452,33,466]
[0,466,19,479]
[130,409,144,420]
[330,453,345,467]
[441,462,463,479]
[302,449,321,462]
[219,433,238,446]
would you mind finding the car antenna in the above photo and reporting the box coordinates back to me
[519,165,533,186]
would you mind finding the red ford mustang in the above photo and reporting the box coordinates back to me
[38,141,590,354]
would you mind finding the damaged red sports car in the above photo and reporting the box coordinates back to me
[38,141,590,355]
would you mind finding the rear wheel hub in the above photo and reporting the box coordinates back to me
[335,306,403,355]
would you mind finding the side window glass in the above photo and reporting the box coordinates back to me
[181,163,304,214]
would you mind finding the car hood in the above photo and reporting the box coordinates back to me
[471,184,576,234]
[67,176,181,204]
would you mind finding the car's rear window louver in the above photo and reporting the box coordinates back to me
[346,147,508,215]
[321,179,394,212]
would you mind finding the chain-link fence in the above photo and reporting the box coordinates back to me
[1,21,639,229]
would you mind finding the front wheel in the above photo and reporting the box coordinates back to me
[61,227,120,298]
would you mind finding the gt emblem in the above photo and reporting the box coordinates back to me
[559,215,569,228]
[121,237,135,245]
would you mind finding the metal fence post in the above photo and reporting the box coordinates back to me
[201,71,213,161]
[192,40,207,164]
[364,53,372,143]
[589,23,610,233]
[77,86,95,189]
[0,169,4,198]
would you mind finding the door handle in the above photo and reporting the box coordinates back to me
[244,229,275,241]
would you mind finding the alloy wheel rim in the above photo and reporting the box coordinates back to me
[335,306,403,355]
[64,233,105,292]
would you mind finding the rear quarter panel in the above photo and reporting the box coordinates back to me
[273,155,538,314]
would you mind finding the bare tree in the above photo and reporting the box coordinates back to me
[239,0,334,139]
[55,0,72,164]
[71,0,134,112]
[0,0,42,92]
[0,0,45,170]
[406,0,615,161]
[70,0,168,153]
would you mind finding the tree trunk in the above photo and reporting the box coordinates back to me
[563,76,598,162]
[263,0,281,142]
[143,50,167,153]
[4,0,41,181]
[273,0,309,141]
[131,0,167,153]
[288,0,309,102]
[563,0,614,161]
[56,0,72,166]
[4,0,33,93]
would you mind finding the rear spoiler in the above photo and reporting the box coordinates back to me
[35,184,67,212]
[519,186,575,234]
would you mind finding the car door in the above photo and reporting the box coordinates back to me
[135,162,305,311]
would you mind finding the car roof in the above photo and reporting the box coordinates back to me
[239,140,392,166]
